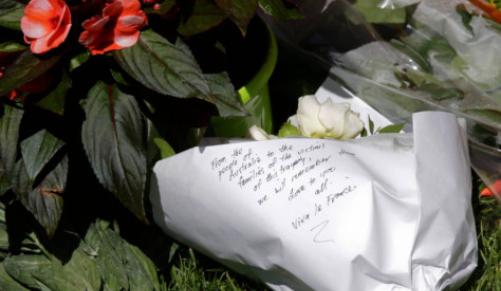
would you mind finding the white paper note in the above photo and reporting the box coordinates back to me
[151,112,477,291]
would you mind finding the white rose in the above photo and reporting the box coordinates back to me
[289,95,364,140]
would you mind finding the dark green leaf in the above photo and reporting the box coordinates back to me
[258,0,302,20]
[353,0,406,24]
[0,0,22,12]
[3,255,54,289]
[205,72,247,117]
[377,123,405,134]
[110,68,130,86]
[0,41,26,53]
[81,82,148,222]
[0,51,60,96]
[215,0,258,34]
[360,127,368,137]
[368,116,375,134]
[114,30,210,98]
[456,4,474,33]
[83,220,166,290]
[0,105,23,195]
[36,72,71,115]
[20,129,65,181]
[13,156,67,237]
[0,263,28,291]
[177,0,227,36]
[69,51,90,72]
[4,252,100,290]
[1,219,165,290]
[0,0,23,30]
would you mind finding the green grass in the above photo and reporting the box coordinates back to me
[462,196,501,291]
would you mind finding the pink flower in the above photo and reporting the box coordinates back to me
[79,0,147,55]
[21,0,72,54]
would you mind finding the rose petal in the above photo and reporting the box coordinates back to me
[288,115,299,127]
[318,101,349,138]
[339,112,364,140]
[296,95,325,137]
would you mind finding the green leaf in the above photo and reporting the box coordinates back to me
[377,123,405,134]
[0,41,26,53]
[0,105,23,196]
[205,72,247,117]
[0,0,23,30]
[36,72,71,115]
[258,0,302,20]
[177,0,227,36]
[83,220,166,290]
[4,252,100,291]
[368,116,375,135]
[278,122,300,137]
[110,68,130,86]
[20,129,65,181]
[354,0,406,24]
[0,263,28,291]
[69,51,90,72]
[153,138,175,159]
[114,30,210,98]
[13,156,67,237]
[0,51,60,96]
[1,219,165,290]
[81,82,148,223]
[3,255,54,289]
[215,0,258,34]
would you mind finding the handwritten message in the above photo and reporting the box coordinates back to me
[209,141,360,242]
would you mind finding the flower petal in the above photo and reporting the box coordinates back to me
[120,0,141,14]
[80,0,146,55]
[21,16,51,38]
[117,14,147,32]
[114,31,139,48]
[29,0,56,13]
[318,101,349,138]
[296,95,325,137]
[339,112,364,140]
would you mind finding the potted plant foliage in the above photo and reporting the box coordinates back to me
[0,0,300,288]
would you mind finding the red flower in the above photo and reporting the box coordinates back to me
[79,0,147,55]
[480,180,501,198]
[21,0,72,54]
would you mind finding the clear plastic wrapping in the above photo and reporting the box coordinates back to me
[264,0,501,198]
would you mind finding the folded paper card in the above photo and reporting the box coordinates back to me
[151,112,477,291]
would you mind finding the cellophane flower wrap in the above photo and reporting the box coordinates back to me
[264,0,501,198]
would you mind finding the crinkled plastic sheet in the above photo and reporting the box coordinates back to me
[263,0,501,198]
